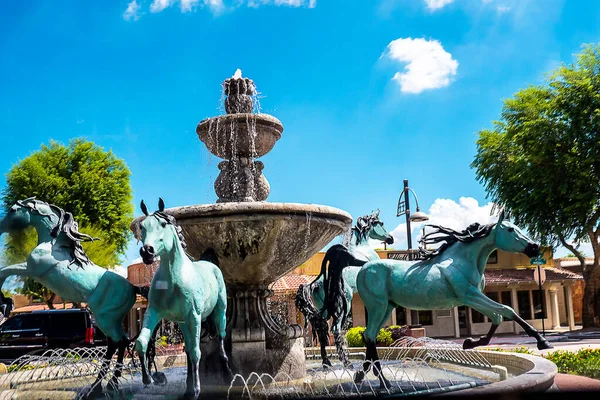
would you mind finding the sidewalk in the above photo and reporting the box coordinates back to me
[553,373,600,391]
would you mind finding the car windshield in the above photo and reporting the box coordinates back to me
[1,314,44,331]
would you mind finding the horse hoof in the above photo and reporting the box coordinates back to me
[322,359,333,369]
[152,371,168,386]
[84,384,103,399]
[538,340,553,350]
[184,390,199,399]
[142,375,152,386]
[353,371,365,384]
[380,377,392,390]
[462,338,477,350]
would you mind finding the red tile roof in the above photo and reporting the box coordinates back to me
[269,267,583,294]
[485,267,582,285]
[270,274,316,294]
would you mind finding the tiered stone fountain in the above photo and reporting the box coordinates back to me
[137,70,352,379]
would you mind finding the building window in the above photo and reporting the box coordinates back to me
[395,307,407,325]
[517,290,532,320]
[487,250,498,264]
[487,292,499,302]
[418,310,433,326]
[532,290,547,319]
[471,308,485,323]
[436,309,452,318]
[500,291,512,307]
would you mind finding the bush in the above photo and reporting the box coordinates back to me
[346,327,366,347]
[387,325,409,341]
[490,347,600,380]
[345,326,405,347]
[376,328,393,346]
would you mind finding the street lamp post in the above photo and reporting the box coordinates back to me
[397,179,429,328]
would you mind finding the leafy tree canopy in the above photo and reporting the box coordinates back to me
[472,44,600,255]
[1,139,133,306]
[472,44,600,326]
[3,138,133,255]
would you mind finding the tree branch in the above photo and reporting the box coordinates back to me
[559,233,588,274]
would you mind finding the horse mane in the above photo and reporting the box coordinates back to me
[417,222,495,260]
[16,198,98,268]
[351,210,382,246]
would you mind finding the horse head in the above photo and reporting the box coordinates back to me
[493,211,539,258]
[366,210,394,245]
[0,197,43,236]
[139,198,185,265]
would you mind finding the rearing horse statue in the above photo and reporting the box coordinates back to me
[135,199,232,399]
[0,198,152,395]
[323,212,553,388]
[296,210,393,367]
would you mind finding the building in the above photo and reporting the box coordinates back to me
[275,248,583,338]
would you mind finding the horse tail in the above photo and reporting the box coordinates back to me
[322,244,366,322]
[295,282,329,346]
[295,283,318,332]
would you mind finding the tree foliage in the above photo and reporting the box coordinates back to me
[1,138,133,306]
[472,44,600,326]
[3,139,133,254]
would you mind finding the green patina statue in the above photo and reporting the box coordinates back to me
[134,199,232,399]
[296,210,393,368]
[0,198,151,395]
[323,211,553,388]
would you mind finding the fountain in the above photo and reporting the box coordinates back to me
[133,70,352,380]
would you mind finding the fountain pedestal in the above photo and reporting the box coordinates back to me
[228,288,305,378]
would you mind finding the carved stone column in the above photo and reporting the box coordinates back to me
[226,287,304,379]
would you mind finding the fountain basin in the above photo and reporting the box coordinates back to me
[197,114,283,159]
[133,202,351,287]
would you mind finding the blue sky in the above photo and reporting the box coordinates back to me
[1,0,598,267]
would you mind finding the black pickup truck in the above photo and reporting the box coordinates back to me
[0,309,107,362]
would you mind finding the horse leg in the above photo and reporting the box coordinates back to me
[0,263,28,290]
[462,290,552,350]
[354,304,393,389]
[87,338,118,397]
[135,307,161,386]
[211,299,233,384]
[106,338,128,392]
[315,314,332,368]
[183,317,201,399]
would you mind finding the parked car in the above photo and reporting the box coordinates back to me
[0,308,106,362]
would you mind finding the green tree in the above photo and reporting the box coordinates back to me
[1,138,133,307]
[472,44,600,327]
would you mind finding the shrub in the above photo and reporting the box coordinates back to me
[345,326,399,347]
[346,327,366,347]
[387,325,409,341]
[376,328,393,346]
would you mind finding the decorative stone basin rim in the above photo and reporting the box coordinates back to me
[131,202,352,287]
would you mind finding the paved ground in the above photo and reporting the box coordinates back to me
[451,329,600,391]
[553,373,600,391]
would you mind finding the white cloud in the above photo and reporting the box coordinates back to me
[371,197,498,251]
[123,0,141,21]
[384,37,459,94]
[150,0,173,13]
[424,0,454,11]
[129,0,312,18]
[247,0,316,7]
[496,5,511,13]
